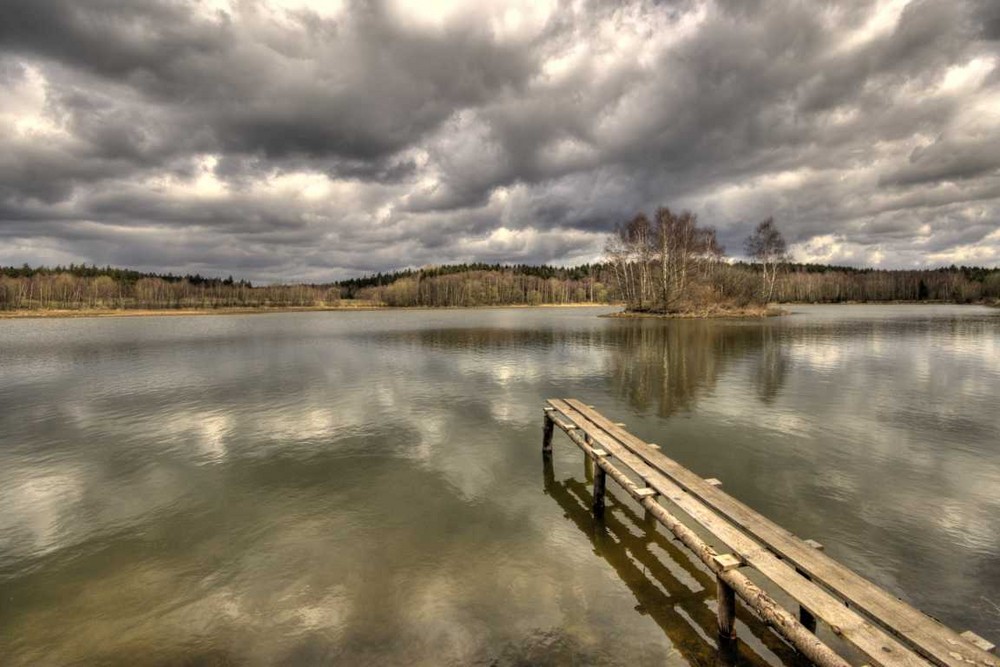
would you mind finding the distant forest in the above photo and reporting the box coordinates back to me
[0,260,998,311]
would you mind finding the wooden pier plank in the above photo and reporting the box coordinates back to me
[548,399,928,667]
[550,411,853,667]
[554,478,798,667]
[557,399,999,667]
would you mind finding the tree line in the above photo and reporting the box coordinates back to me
[1,263,253,287]
[0,266,336,310]
[336,262,607,298]
[1,250,998,313]
[769,264,1000,303]
[0,263,611,311]
[352,267,610,307]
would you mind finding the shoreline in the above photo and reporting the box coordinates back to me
[0,302,617,320]
[0,300,994,321]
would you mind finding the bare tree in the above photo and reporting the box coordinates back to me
[744,217,788,303]
[604,226,633,307]
[606,214,656,310]
[630,214,655,310]
[654,207,724,312]
[605,207,725,313]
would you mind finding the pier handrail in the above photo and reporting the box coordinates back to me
[544,398,999,667]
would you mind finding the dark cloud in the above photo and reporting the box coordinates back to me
[0,0,998,280]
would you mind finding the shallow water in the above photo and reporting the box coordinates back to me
[1,304,998,665]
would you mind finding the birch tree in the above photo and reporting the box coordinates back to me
[744,218,788,303]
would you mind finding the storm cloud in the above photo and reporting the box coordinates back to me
[1,0,998,281]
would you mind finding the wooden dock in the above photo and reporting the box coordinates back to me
[542,399,999,667]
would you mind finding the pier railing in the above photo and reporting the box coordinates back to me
[543,399,998,667]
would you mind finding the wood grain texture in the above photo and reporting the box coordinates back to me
[558,399,998,667]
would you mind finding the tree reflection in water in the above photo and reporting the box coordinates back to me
[607,321,790,417]
[376,319,792,417]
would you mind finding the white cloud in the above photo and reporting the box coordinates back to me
[1,0,998,280]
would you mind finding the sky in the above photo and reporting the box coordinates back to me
[1,0,999,283]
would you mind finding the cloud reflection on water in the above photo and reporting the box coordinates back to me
[1,305,998,663]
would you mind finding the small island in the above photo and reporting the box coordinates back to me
[602,209,791,318]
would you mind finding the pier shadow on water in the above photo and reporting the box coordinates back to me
[542,455,807,667]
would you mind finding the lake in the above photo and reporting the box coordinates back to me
[1,304,998,665]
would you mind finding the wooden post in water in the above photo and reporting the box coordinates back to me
[542,408,554,457]
[592,466,606,516]
[584,433,594,482]
[716,634,739,667]
[713,554,742,639]
[592,448,608,516]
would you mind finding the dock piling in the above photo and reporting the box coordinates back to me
[593,463,607,516]
[713,554,743,639]
[716,578,737,639]
[542,408,554,457]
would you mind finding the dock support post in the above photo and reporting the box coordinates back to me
[592,463,606,517]
[716,635,738,667]
[542,435,555,487]
[716,578,737,640]
[542,408,554,457]
[584,433,594,482]
[713,554,742,640]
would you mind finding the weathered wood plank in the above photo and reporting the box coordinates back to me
[799,539,824,633]
[548,399,929,667]
[553,479,793,667]
[961,632,995,654]
[557,479,807,667]
[559,399,999,667]
[547,410,852,667]
[713,554,743,571]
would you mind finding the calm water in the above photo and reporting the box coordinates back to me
[1,305,999,665]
